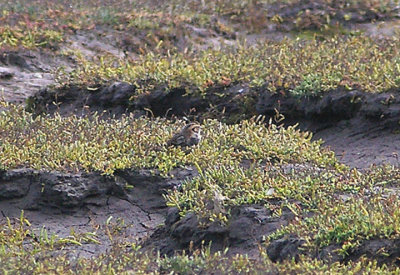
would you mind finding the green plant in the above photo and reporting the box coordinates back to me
[290,73,324,97]
[270,166,400,256]
[58,35,400,96]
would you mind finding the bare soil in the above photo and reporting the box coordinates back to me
[0,167,197,258]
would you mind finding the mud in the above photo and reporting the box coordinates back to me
[0,166,300,260]
[256,89,400,168]
[143,205,295,258]
[0,167,197,258]
[0,51,60,103]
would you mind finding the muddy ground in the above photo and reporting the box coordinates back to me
[0,167,197,259]
[1,15,400,264]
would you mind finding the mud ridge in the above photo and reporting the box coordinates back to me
[0,50,71,104]
[28,83,400,168]
[142,205,295,258]
[29,83,400,128]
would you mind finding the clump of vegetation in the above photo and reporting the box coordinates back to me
[61,35,400,95]
[290,73,325,97]
[0,25,63,49]
[270,165,400,257]
[166,160,365,223]
[0,101,336,176]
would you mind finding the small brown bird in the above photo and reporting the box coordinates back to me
[167,123,202,147]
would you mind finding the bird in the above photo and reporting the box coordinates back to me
[167,123,202,147]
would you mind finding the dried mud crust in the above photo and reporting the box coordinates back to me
[0,51,62,103]
[29,84,400,168]
[0,167,197,258]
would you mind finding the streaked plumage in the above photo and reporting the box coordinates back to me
[167,123,202,147]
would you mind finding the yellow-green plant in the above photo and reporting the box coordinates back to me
[0,102,337,176]
[270,165,400,256]
[0,26,63,48]
[61,35,400,95]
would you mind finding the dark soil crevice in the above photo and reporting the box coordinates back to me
[28,82,246,120]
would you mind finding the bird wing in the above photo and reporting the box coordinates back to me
[167,134,186,146]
